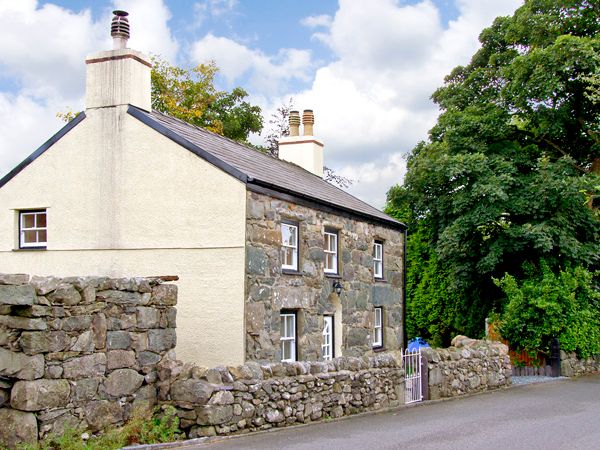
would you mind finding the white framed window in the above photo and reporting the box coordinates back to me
[280,312,297,362]
[19,210,47,249]
[373,307,383,348]
[324,229,338,274]
[373,241,383,279]
[322,315,333,361]
[281,222,299,271]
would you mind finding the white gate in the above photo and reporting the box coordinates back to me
[402,348,423,404]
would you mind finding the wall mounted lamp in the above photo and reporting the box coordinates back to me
[333,280,343,296]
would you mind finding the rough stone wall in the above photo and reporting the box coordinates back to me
[422,336,512,400]
[0,273,177,448]
[245,191,405,362]
[560,351,600,377]
[162,353,403,438]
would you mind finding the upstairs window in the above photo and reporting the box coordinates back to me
[280,311,297,362]
[19,210,47,249]
[373,241,383,279]
[281,221,299,272]
[324,229,338,274]
[373,307,383,348]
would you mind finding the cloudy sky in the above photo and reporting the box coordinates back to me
[0,0,523,208]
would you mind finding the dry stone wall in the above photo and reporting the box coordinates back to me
[560,351,600,377]
[422,336,512,400]
[160,353,404,439]
[245,190,405,362]
[0,273,177,448]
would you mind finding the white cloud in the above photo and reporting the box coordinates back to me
[277,0,523,207]
[301,14,332,29]
[189,34,313,94]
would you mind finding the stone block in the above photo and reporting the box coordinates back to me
[19,331,71,355]
[70,331,94,352]
[92,313,107,349]
[148,328,176,352]
[136,307,160,329]
[84,400,124,431]
[107,350,136,369]
[10,379,70,411]
[0,274,29,285]
[246,247,268,275]
[104,369,144,397]
[196,405,233,425]
[106,331,131,350]
[61,315,92,332]
[0,285,36,305]
[245,302,265,334]
[208,390,234,405]
[138,351,161,366]
[107,314,137,330]
[0,408,38,448]
[0,315,46,330]
[151,284,177,306]
[30,276,60,295]
[171,379,214,404]
[96,290,146,305]
[47,284,81,306]
[63,353,106,379]
[72,378,101,402]
[0,347,44,380]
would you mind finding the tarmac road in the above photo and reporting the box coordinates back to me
[171,375,600,450]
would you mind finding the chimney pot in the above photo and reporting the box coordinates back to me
[111,10,130,50]
[302,109,314,136]
[289,110,300,137]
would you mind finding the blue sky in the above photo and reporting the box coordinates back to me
[0,0,523,207]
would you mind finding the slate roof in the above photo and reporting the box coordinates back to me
[128,106,405,230]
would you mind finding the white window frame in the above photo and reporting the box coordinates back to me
[373,241,383,279]
[280,312,297,362]
[19,210,47,249]
[373,307,383,348]
[324,230,338,274]
[281,222,299,271]
[322,315,333,361]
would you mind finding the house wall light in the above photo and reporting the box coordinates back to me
[333,280,343,296]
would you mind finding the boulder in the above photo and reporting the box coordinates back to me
[0,285,36,305]
[104,369,144,397]
[11,379,70,411]
[171,379,214,404]
[84,400,123,431]
[0,347,44,380]
[0,408,38,449]
[63,353,106,379]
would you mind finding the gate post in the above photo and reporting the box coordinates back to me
[421,354,429,401]
[550,337,561,377]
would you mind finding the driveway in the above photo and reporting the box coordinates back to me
[167,375,600,450]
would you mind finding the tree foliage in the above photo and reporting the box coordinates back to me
[385,0,600,346]
[151,57,263,143]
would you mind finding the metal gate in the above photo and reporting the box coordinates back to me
[402,348,423,404]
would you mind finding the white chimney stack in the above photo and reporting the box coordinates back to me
[85,10,152,112]
[278,109,324,177]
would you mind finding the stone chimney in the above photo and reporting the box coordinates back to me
[278,109,324,177]
[85,10,151,111]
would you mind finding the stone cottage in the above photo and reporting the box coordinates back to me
[0,11,406,367]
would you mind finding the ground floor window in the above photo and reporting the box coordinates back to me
[280,311,297,362]
[373,307,383,348]
[19,209,47,249]
[322,315,333,360]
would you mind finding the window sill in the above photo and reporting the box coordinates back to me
[281,269,302,276]
[324,273,341,279]
[374,277,387,283]
[13,247,47,251]
[372,346,386,353]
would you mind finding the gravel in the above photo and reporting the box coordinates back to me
[511,376,567,385]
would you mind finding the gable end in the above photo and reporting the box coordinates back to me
[0,112,87,189]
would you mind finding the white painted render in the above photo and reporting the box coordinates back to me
[278,136,324,178]
[86,48,152,112]
[0,105,247,367]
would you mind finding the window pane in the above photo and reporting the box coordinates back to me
[280,316,286,337]
[23,230,37,243]
[326,253,333,270]
[22,214,35,228]
[38,230,47,243]
[37,213,47,228]
[282,340,291,360]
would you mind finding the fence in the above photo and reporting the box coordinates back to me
[402,348,423,404]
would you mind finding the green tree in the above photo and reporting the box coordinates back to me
[151,57,263,143]
[386,0,600,345]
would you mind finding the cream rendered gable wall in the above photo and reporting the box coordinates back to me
[0,105,247,366]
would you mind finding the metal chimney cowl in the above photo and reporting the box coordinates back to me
[111,10,130,50]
